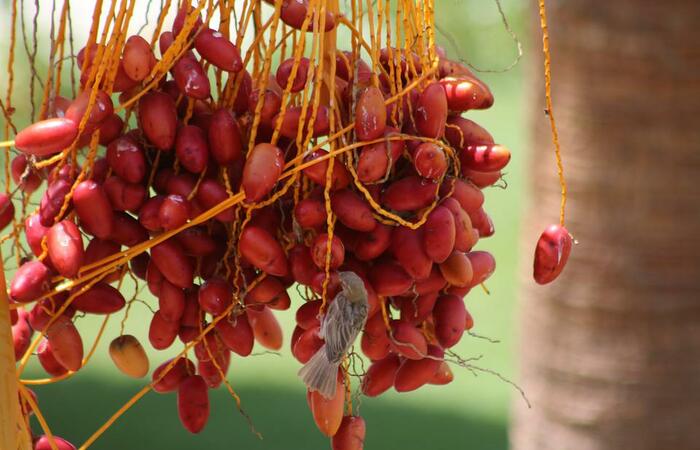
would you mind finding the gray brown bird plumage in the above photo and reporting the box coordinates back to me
[298,271,369,399]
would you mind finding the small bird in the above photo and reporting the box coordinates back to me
[298,271,369,399]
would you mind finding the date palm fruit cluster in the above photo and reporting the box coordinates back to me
[2,1,568,448]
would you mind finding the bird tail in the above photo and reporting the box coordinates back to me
[298,345,340,399]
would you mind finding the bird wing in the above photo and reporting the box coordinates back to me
[322,294,362,363]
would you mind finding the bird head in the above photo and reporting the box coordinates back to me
[338,271,368,304]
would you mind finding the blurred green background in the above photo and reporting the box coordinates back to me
[1,0,531,448]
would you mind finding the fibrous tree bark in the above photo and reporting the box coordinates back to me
[0,253,32,450]
[512,1,700,449]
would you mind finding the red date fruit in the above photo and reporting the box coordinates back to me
[246,277,286,305]
[172,52,211,100]
[242,143,285,202]
[442,198,477,252]
[390,320,427,360]
[356,137,403,183]
[109,212,149,246]
[178,375,210,434]
[10,261,51,303]
[149,310,179,350]
[295,300,322,330]
[72,282,126,314]
[413,143,447,180]
[195,179,235,222]
[34,436,76,450]
[294,198,327,230]
[369,261,412,297]
[423,206,456,263]
[444,177,484,213]
[65,90,114,129]
[439,251,474,287]
[153,357,195,393]
[445,116,494,149]
[73,180,114,239]
[11,155,41,193]
[308,376,344,436]
[208,108,243,164]
[194,28,243,72]
[123,35,157,81]
[433,294,467,348]
[216,313,254,357]
[331,189,377,232]
[198,277,232,316]
[415,266,447,295]
[355,86,386,141]
[248,306,283,350]
[176,227,217,256]
[439,76,494,112]
[24,214,50,257]
[311,233,345,270]
[414,82,447,138]
[12,310,32,361]
[46,220,84,278]
[46,316,83,372]
[238,226,289,277]
[391,227,432,280]
[0,194,15,232]
[470,207,495,238]
[460,143,511,173]
[175,125,209,173]
[332,416,366,450]
[467,251,496,287]
[103,176,146,212]
[465,169,502,188]
[303,150,351,190]
[430,362,454,385]
[39,179,72,227]
[394,345,444,392]
[396,292,438,324]
[382,176,438,212]
[159,195,191,230]
[276,57,310,93]
[274,0,336,32]
[354,224,392,261]
[172,2,203,39]
[37,338,67,376]
[151,240,194,288]
[292,325,323,364]
[249,87,282,125]
[361,353,401,397]
[533,224,572,284]
[275,106,330,139]
[138,91,177,150]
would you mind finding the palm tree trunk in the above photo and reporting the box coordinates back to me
[0,254,31,450]
[511,1,700,449]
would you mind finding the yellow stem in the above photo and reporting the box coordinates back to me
[538,0,568,226]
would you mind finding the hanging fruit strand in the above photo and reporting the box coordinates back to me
[538,0,566,226]
[532,0,572,286]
